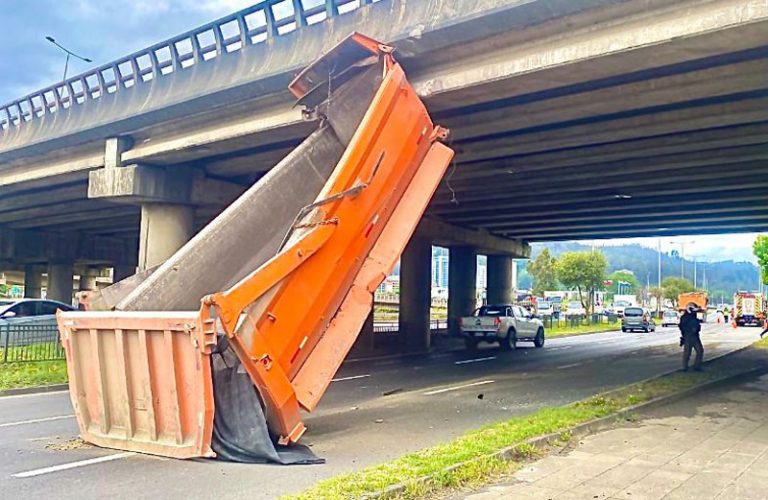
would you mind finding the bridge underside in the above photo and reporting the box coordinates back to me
[1,0,767,259]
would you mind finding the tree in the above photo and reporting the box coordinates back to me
[753,235,768,284]
[661,277,694,307]
[526,248,558,296]
[555,251,608,314]
[650,286,663,309]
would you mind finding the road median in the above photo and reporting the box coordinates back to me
[283,336,768,500]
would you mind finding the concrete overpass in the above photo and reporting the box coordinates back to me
[1,0,766,349]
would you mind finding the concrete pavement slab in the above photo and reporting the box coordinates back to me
[460,372,768,500]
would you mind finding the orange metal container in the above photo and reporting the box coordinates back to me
[57,312,215,458]
[58,33,453,459]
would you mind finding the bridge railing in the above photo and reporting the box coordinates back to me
[0,0,379,132]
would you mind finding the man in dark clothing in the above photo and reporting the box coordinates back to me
[679,303,704,371]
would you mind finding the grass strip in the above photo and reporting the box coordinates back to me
[0,359,68,391]
[545,322,619,338]
[285,337,768,500]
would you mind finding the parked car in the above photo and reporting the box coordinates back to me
[661,309,679,327]
[459,304,545,351]
[537,301,554,318]
[564,301,586,317]
[610,300,632,318]
[622,306,656,333]
[0,299,74,323]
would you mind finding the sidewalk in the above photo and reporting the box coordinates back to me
[461,373,768,500]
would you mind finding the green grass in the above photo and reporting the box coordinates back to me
[0,341,68,392]
[545,322,619,338]
[0,359,68,391]
[284,341,762,500]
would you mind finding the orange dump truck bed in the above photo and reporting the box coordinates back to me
[58,33,453,461]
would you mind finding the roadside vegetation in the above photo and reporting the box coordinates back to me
[284,337,768,500]
[545,321,619,338]
[0,342,68,392]
[0,359,67,392]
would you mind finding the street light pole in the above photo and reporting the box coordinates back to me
[45,36,92,81]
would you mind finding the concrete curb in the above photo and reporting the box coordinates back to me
[0,383,69,397]
[366,345,768,499]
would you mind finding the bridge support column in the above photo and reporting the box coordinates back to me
[448,245,477,336]
[47,261,74,305]
[79,267,100,291]
[487,255,515,305]
[113,265,136,282]
[138,204,194,270]
[23,264,44,298]
[399,236,432,353]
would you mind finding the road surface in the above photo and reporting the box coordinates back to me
[0,321,756,499]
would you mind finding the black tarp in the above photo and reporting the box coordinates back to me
[210,337,324,465]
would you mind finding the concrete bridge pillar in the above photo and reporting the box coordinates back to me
[399,235,432,353]
[23,264,44,298]
[487,255,515,305]
[113,265,136,282]
[448,245,477,336]
[47,261,74,305]
[138,204,195,270]
[78,267,100,291]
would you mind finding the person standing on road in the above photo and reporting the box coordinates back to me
[723,306,730,323]
[679,303,704,372]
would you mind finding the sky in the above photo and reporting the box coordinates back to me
[1,2,763,264]
[0,0,260,104]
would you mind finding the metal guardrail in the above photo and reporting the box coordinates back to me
[0,0,380,132]
[373,319,448,333]
[1,321,64,363]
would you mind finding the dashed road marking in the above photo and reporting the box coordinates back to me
[0,415,74,428]
[454,356,496,365]
[13,452,136,478]
[331,374,371,382]
[423,380,495,396]
[557,362,583,370]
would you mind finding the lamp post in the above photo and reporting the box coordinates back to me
[45,36,92,81]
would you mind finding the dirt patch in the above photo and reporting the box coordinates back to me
[46,438,93,451]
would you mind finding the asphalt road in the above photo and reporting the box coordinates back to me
[0,320,757,500]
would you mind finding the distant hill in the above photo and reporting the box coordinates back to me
[517,242,759,302]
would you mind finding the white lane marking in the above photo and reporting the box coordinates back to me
[548,346,573,351]
[454,356,496,365]
[557,362,583,370]
[12,452,136,478]
[423,380,495,396]
[331,374,370,382]
[0,390,69,400]
[0,415,74,428]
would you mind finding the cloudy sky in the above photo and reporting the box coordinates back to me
[0,0,258,104]
[1,1,762,264]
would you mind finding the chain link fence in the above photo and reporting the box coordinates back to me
[1,319,64,364]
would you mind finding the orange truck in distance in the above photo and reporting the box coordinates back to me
[678,292,709,322]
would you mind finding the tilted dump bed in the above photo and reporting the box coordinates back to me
[58,33,453,460]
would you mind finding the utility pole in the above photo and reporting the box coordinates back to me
[657,238,662,316]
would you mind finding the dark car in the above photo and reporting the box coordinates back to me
[621,306,656,333]
[0,299,74,322]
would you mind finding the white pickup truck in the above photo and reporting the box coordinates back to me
[459,304,546,351]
